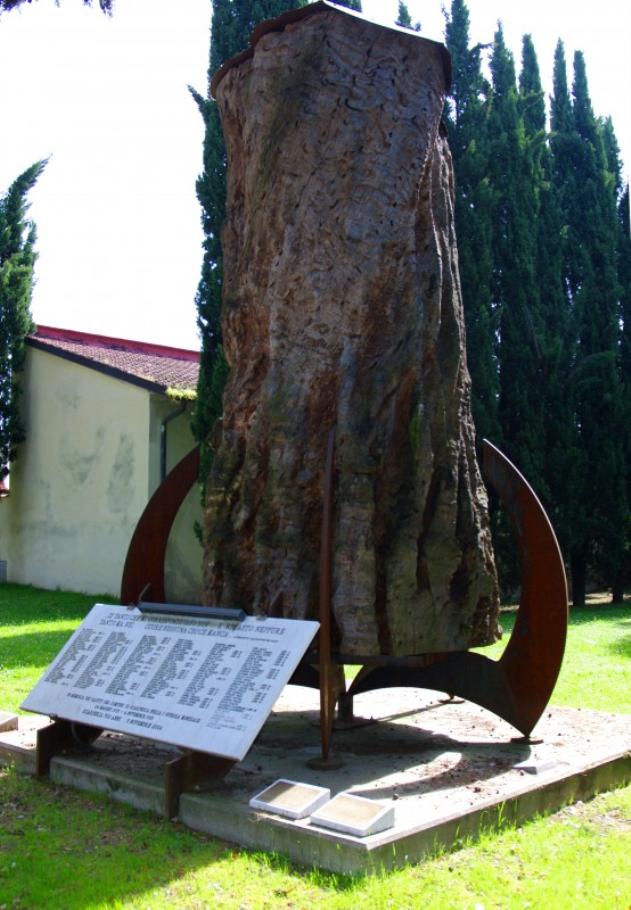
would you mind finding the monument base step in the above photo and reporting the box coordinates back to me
[1,689,629,875]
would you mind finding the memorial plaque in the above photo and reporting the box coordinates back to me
[22,604,318,761]
[309,792,395,837]
[249,780,331,820]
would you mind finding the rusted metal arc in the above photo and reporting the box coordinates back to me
[484,438,568,732]
[348,440,568,737]
[120,447,201,605]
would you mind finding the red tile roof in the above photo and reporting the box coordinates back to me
[28,326,199,395]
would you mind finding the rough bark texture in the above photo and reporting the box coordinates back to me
[203,7,500,656]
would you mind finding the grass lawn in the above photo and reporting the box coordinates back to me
[1,584,630,909]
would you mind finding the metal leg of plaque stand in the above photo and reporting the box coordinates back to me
[164,751,236,820]
[306,429,345,770]
[35,720,103,777]
[35,719,236,819]
[132,602,244,818]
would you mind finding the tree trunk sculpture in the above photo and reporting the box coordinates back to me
[204,3,500,657]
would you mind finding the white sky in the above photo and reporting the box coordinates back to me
[0,0,628,351]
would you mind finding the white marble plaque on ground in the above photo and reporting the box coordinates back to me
[22,604,318,761]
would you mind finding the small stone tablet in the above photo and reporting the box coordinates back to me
[249,780,331,820]
[310,792,395,837]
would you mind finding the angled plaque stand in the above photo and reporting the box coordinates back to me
[26,603,317,817]
[163,750,236,821]
[36,719,103,776]
[34,714,235,821]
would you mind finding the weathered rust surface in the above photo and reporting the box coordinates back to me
[204,6,499,656]
[121,447,200,606]
[348,441,568,736]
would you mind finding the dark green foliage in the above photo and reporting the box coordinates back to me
[518,34,545,136]
[488,26,544,492]
[614,185,631,601]
[192,0,361,484]
[548,48,626,603]
[0,161,46,479]
[444,0,497,443]
[396,1,419,31]
[446,4,628,602]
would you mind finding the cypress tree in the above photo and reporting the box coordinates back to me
[571,52,625,604]
[614,184,631,601]
[192,0,361,483]
[396,2,420,31]
[550,45,626,603]
[547,39,587,593]
[518,34,545,136]
[488,25,543,490]
[0,161,47,479]
[518,35,573,548]
[476,25,548,590]
[444,0,497,444]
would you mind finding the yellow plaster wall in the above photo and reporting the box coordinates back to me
[0,348,202,600]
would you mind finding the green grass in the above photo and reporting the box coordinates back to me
[0,584,117,711]
[0,765,629,909]
[0,584,630,909]
[476,603,631,714]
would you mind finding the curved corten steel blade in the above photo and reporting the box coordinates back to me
[120,447,200,605]
[483,439,568,732]
[348,440,568,736]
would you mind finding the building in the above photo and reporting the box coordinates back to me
[0,326,202,601]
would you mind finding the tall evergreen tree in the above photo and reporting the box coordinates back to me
[488,25,544,491]
[444,0,497,444]
[550,45,626,603]
[518,34,545,136]
[0,160,47,479]
[546,39,587,589]
[396,1,420,31]
[614,184,631,601]
[517,34,574,547]
[192,0,361,483]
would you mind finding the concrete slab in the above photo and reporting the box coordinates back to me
[0,711,18,733]
[0,714,48,774]
[1,688,629,874]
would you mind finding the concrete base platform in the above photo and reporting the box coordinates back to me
[1,689,630,874]
[0,711,18,733]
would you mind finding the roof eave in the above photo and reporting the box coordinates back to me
[27,336,172,397]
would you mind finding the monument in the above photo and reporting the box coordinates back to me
[16,4,569,849]
[203,2,500,658]
[119,3,566,753]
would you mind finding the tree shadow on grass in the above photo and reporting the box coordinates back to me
[0,767,363,909]
[607,630,631,659]
[0,629,75,669]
